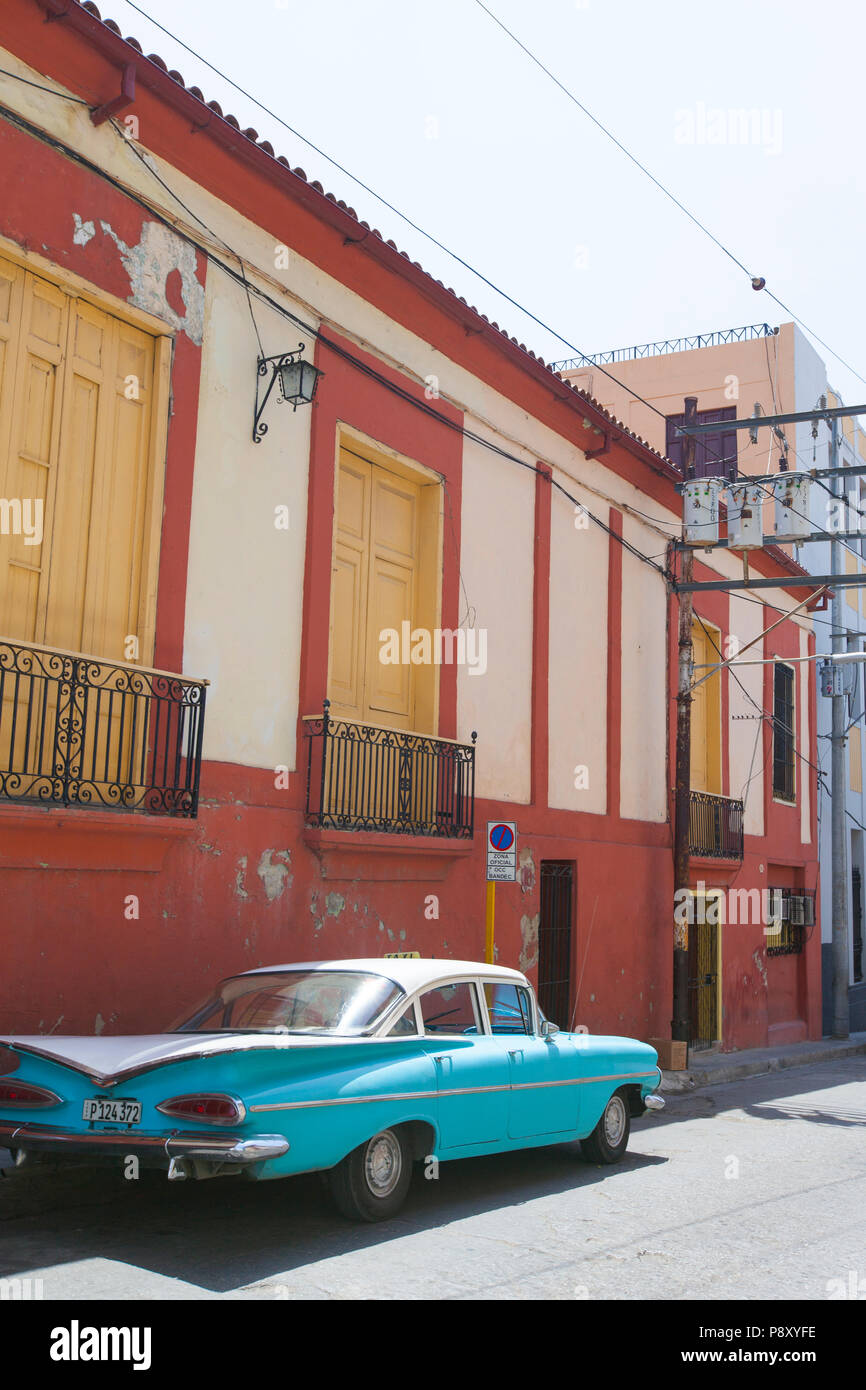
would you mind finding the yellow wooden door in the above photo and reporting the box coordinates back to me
[0,255,167,805]
[328,449,420,728]
[365,466,418,729]
[691,622,721,794]
[690,626,709,792]
[0,264,67,794]
[326,448,423,827]
[328,450,371,723]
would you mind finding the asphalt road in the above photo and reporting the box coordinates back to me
[1,1056,864,1301]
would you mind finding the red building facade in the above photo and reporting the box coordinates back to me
[0,0,821,1053]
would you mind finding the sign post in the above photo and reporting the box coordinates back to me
[485,821,516,963]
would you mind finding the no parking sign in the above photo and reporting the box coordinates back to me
[486,821,516,882]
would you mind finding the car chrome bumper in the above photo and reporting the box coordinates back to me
[0,1122,289,1165]
[643,1094,665,1112]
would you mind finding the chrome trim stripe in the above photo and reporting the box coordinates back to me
[249,1070,657,1112]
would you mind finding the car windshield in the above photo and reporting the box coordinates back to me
[169,971,404,1036]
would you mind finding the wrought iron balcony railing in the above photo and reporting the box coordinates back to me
[304,701,476,838]
[0,637,207,818]
[689,789,744,860]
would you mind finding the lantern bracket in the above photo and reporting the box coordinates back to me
[253,344,314,443]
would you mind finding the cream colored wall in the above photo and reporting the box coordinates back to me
[547,487,609,814]
[728,594,766,836]
[183,279,315,770]
[457,432,534,803]
[620,515,668,821]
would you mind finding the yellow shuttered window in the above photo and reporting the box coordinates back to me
[0,252,171,806]
[329,446,423,730]
[0,252,170,663]
[690,621,722,794]
[324,439,443,830]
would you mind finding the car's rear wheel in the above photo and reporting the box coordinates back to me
[328,1126,412,1222]
[581,1089,630,1165]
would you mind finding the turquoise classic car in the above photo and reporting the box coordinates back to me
[0,958,664,1221]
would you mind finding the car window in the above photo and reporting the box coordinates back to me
[484,982,534,1035]
[169,971,403,1035]
[419,982,479,1035]
[387,1004,418,1036]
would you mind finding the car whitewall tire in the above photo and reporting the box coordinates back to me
[580,1089,631,1165]
[328,1127,413,1222]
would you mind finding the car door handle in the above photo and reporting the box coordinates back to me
[508,1049,523,1059]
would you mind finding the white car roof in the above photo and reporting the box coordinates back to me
[237,957,529,992]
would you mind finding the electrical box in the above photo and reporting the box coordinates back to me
[819,660,843,697]
[727,481,765,549]
[773,472,812,541]
[683,477,724,546]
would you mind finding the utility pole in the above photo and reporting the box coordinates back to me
[830,413,850,1037]
[672,395,698,1048]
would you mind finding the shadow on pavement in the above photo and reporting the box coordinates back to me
[0,1142,666,1294]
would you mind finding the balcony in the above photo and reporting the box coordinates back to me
[304,701,476,838]
[0,637,207,818]
[689,789,744,860]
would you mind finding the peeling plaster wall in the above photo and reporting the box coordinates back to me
[97,218,204,343]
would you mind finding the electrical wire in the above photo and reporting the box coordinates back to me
[472,1,866,394]
[0,64,90,103]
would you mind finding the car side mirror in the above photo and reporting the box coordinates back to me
[540,1019,560,1039]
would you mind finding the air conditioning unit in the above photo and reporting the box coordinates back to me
[801,896,815,926]
[789,896,805,925]
[767,889,785,927]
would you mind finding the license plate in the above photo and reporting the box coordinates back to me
[82,1098,142,1125]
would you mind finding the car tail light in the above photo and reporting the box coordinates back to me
[0,1048,20,1077]
[0,1080,61,1109]
[156,1093,246,1126]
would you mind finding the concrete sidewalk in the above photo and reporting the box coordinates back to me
[659,1031,866,1092]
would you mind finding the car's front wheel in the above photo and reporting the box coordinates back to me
[328,1127,413,1222]
[580,1089,630,1165]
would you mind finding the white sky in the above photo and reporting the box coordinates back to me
[109,0,866,403]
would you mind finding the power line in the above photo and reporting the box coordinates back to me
[473,1,866,394]
[109,2,696,442]
[0,20,747,489]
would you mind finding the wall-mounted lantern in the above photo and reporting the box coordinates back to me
[253,344,323,443]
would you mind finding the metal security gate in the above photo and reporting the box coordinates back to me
[538,862,574,1029]
[688,911,720,1051]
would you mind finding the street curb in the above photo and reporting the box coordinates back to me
[658,1036,866,1092]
